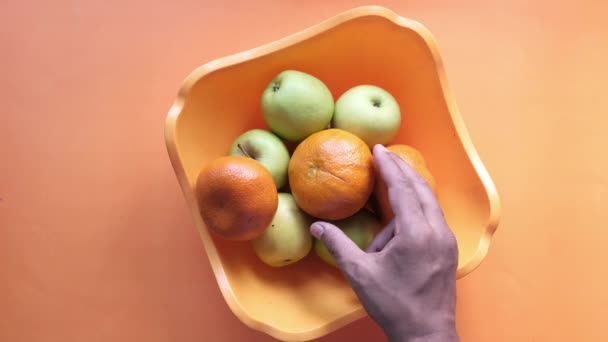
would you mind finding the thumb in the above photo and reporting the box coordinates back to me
[311,221,364,267]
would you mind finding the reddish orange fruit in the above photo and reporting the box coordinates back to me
[288,129,374,220]
[374,144,437,222]
[196,156,278,241]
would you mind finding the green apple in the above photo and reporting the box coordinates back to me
[229,129,290,188]
[332,85,401,147]
[253,193,313,267]
[261,70,334,141]
[315,209,381,267]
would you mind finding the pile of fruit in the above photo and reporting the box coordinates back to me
[196,70,435,268]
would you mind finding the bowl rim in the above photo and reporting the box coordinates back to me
[164,5,501,341]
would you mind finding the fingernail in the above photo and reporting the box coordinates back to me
[311,223,324,238]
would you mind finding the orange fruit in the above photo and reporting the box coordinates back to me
[196,156,278,241]
[374,144,437,222]
[288,129,374,220]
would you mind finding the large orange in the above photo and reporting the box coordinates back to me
[374,144,437,222]
[288,129,374,220]
[196,156,278,241]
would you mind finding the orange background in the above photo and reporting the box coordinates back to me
[1,1,607,341]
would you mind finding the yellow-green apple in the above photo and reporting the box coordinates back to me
[229,129,290,188]
[261,70,334,142]
[332,85,401,147]
[253,193,313,267]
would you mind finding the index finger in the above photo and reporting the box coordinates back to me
[373,144,426,231]
[389,152,448,231]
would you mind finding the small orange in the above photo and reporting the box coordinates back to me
[196,156,278,241]
[288,129,374,220]
[374,144,437,222]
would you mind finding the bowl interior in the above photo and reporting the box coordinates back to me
[170,13,493,338]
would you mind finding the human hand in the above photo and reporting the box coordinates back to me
[310,144,459,342]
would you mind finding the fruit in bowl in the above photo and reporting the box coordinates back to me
[195,156,278,241]
[190,67,444,338]
[261,70,334,142]
[288,128,375,220]
[196,74,421,266]
[228,129,290,188]
[253,193,313,267]
[333,85,402,147]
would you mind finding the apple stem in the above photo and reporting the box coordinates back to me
[237,144,253,158]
